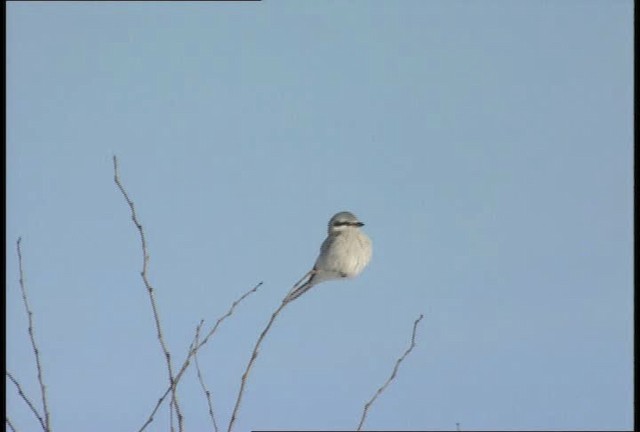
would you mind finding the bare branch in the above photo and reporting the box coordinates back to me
[6,371,46,431]
[15,238,51,432]
[357,314,425,431]
[112,156,183,431]
[194,321,219,432]
[138,281,262,432]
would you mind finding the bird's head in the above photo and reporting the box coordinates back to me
[327,211,365,234]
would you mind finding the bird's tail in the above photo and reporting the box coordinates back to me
[284,279,315,303]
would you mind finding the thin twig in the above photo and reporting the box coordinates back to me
[138,281,262,432]
[357,314,425,431]
[6,371,46,431]
[169,402,175,432]
[226,271,312,432]
[195,282,265,355]
[16,238,51,432]
[227,300,288,432]
[6,416,18,432]
[113,156,183,431]
[194,321,219,432]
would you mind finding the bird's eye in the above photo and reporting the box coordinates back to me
[333,221,361,227]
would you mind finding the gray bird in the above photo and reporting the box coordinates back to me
[285,211,372,303]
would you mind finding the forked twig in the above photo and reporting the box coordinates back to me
[15,238,51,431]
[113,156,183,431]
[6,371,46,431]
[194,321,219,432]
[138,282,262,432]
[227,270,312,432]
[357,314,424,431]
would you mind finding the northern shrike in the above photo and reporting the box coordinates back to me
[285,211,372,303]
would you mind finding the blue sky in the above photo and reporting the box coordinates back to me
[6,1,633,431]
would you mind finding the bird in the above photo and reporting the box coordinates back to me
[284,211,372,303]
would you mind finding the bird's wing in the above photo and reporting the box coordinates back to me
[284,235,335,303]
[285,232,352,303]
[314,233,341,269]
[318,233,334,258]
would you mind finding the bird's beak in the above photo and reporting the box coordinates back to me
[356,222,364,227]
